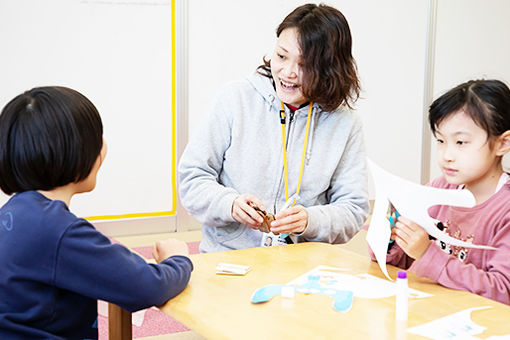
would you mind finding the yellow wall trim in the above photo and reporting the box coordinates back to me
[85,210,176,221]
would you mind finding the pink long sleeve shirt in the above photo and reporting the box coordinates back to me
[372,176,510,305]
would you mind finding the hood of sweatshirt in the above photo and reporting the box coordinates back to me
[246,72,323,165]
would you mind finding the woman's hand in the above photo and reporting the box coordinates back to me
[393,216,431,260]
[270,205,308,234]
[232,194,265,230]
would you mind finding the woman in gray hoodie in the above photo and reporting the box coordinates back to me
[179,3,369,253]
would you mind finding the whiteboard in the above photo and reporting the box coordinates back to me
[0,0,174,218]
[188,0,429,195]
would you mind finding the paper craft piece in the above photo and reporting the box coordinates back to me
[291,266,432,299]
[281,285,295,298]
[249,203,276,234]
[366,158,495,280]
[251,284,284,303]
[407,306,501,339]
[216,262,250,275]
[250,266,432,313]
[251,278,354,312]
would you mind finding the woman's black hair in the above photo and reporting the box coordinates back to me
[429,79,510,138]
[0,86,103,195]
[257,3,360,111]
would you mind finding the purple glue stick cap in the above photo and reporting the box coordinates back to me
[397,271,407,279]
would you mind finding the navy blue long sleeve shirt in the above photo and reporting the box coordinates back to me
[0,191,193,339]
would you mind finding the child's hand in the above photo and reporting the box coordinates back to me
[152,238,189,263]
[394,216,431,260]
[390,227,397,241]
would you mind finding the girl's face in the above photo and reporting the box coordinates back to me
[434,110,503,194]
[270,27,307,107]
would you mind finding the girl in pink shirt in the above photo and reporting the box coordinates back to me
[375,79,510,304]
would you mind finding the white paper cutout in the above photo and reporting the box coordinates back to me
[216,262,251,275]
[407,306,499,339]
[366,158,495,280]
[289,266,432,299]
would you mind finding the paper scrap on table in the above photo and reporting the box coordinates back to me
[250,265,432,313]
[290,266,432,299]
[216,262,250,275]
[406,306,508,339]
[366,158,495,280]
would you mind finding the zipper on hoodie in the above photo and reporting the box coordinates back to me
[289,112,295,123]
[273,108,296,213]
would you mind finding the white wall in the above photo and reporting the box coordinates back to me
[189,0,510,195]
[429,0,510,178]
[0,0,174,219]
[188,0,429,198]
[1,0,509,228]
[343,0,428,183]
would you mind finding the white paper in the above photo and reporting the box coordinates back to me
[407,306,495,339]
[216,262,251,275]
[366,159,495,280]
[289,266,432,299]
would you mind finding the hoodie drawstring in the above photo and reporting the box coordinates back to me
[279,101,313,203]
[305,107,316,166]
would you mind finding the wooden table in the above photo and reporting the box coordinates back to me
[156,242,510,340]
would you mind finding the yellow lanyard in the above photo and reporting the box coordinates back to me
[279,101,313,205]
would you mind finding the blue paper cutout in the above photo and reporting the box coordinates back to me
[251,275,354,312]
[251,284,284,303]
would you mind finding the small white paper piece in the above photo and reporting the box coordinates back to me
[407,306,494,339]
[366,158,495,280]
[281,286,295,299]
[216,262,251,275]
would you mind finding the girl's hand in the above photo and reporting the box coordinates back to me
[393,216,431,260]
[390,226,398,241]
[152,238,189,263]
[270,205,308,234]
[232,194,265,230]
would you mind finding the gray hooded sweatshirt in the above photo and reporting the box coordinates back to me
[179,72,369,253]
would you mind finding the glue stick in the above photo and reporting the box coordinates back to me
[396,270,408,321]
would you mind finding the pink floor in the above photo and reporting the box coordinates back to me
[98,241,200,339]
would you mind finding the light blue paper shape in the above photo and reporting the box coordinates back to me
[366,158,495,280]
[251,275,354,312]
[251,284,284,303]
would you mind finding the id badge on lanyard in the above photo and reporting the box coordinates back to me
[260,232,289,247]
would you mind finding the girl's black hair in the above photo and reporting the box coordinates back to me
[0,86,103,195]
[429,79,510,138]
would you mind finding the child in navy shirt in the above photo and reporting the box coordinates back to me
[0,86,193,339]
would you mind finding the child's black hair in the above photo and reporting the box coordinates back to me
[429,79,510,138]
[0,86,103,195]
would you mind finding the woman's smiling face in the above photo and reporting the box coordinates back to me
[270,27,307,107]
